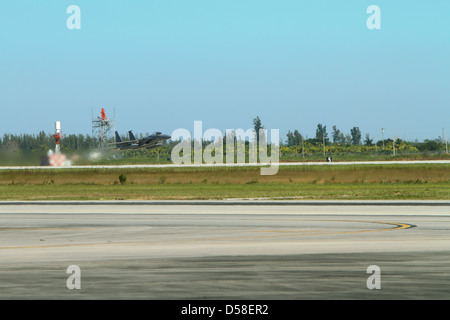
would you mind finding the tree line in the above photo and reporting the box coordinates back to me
[289,124,378,147]
[0,118,447,154]
[284,122,446,153]
[0,132,100,152]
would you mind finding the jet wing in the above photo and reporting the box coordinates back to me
[109,141,134,146]
[142,137,157,145]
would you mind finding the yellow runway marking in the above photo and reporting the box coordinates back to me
[0,220,415,250]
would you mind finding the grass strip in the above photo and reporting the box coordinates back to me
[0,182,448,201]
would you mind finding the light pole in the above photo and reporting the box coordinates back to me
[323,133,326,157]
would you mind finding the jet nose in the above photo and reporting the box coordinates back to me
[162,134,171,140]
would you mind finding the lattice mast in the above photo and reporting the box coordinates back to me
[92,107,115,148]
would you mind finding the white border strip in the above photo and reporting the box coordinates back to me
[0,160,449,170]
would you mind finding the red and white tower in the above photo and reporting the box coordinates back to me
[53,121,63,154]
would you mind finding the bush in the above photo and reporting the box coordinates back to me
[119,174,127,185]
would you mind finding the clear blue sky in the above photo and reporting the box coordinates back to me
[0,0,449,142]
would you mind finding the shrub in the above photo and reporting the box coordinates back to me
[119,174,127,185]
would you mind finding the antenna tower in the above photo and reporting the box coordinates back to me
[92,107,115,147]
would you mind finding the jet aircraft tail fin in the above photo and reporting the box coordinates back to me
[129,131,137,141]
[115,131,122,143]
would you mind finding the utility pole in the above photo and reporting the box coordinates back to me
[375,135,378,155]
[393,135,395,156]
[445,129,448,154]
[302,137,305,158]
[323,133,326,157]
[382,128,385,151]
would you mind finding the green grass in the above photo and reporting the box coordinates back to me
[0,182,448,201]
[1,163,449,184]
[0,164,448,200]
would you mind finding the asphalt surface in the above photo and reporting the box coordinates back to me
[0,201,449,299]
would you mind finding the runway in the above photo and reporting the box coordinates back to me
[0,201,449,299]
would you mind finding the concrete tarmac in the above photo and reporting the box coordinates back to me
[0,201,449,299]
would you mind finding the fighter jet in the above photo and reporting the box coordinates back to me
[113,130,171,150]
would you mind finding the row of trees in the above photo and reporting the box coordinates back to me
[272,119,447,154]
[1,132,100,152]
[285,123,448,152]
[288,124,370,147]
[0,119,447,154]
